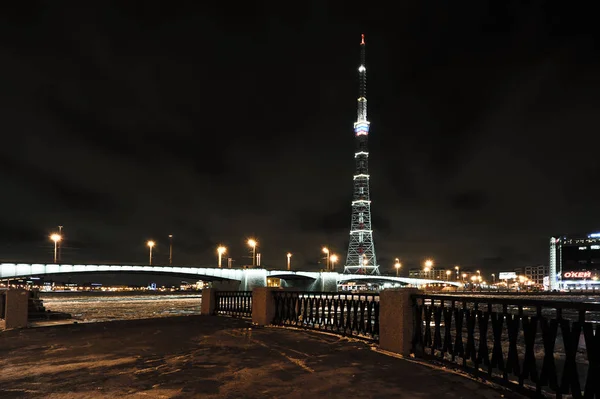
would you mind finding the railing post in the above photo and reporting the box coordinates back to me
[252,287,277,326]
[379,288,421,356]
[201,288,217,315]
[0,289,29,330]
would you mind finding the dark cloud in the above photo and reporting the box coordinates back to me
[450,190,488,212]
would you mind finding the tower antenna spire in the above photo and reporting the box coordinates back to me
[344,34,379,275]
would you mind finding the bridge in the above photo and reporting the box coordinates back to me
[0,263,462,291]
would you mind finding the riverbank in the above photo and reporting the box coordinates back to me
[0,315,523,398]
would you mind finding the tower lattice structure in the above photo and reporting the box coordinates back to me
[343,34,379,275]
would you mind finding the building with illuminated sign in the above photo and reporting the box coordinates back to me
[549,232,600,290]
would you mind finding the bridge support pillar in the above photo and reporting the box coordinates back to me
[378,288,421,356]
[314,272,338,292]
[252,287,277,326]
[0,289,29,330]
[240,269,267,291]
[201,288,216,315]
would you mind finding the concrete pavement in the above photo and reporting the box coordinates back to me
[0,316,523,398]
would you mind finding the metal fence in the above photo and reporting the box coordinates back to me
[272,291,379,340]
[214,291,252,318]
[411,294,600,398]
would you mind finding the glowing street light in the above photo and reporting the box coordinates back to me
[248,239,257,267]
[330,254,339,272]
[446,270,452,281]
[322,247,330,271]
[287,252,292,271]
[455,265,460,280]
[147,240,155,265]
[462,273,467,282]
[424,259,433,279]
[394,258,402,277]
[50,233,62,264]
[217,246,227,268]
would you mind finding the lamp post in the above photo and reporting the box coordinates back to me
[491,273,496,284]
[248,239,257,267]
[330,254,338,272]
[168,234,173,266]
[50,233,62,264]
[455,265,460,281]
[394,258,401,276]
[147,240,155,265]
[424,259,434,279]
[322,247,330,271]
[446,270,452,281]
[58,226,63,262]
[217,246,227,268]
[287,253,292,271]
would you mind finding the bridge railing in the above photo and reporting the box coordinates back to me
[410,293,600,398]
[271,291,379,341]
[214,291,252,318]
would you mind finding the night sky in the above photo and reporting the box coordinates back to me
[1,3,599,279]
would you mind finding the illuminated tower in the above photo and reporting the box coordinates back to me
[344,34,379,275]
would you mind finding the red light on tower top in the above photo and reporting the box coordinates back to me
[361,34,365,45]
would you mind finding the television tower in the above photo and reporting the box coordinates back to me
[343,34,379,275]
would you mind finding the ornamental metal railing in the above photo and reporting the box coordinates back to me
[411,294,600,398]
[214,291,252,318]
[272,291,379,340]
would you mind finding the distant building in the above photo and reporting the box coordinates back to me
[523,265,549,287]
[550,232,600,290]
[408,268,454,281]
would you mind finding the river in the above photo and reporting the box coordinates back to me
[39,291,202,323]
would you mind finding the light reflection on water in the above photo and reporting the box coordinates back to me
[40,292,202,323]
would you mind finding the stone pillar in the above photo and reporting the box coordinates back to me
[379,288,421,356]
[201,288,216,315]
[252,287,277,326]
[0,291,5,319]
[0,289,29,330]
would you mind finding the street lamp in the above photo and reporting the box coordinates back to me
[424,259,434,279]
[287,253,292,271]
[50,233,62,263]
[58,226,63,262]
[147,240,155,265]
[217,246,227,268]
[394,258,401,276]
[455,265,460,280]
[322,247,330,271]
[330,254,338,272]
[248,239,257,267]
[168,234,173,266]
[446,270,452,281]
[462,273,467,282]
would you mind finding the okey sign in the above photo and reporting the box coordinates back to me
[563,271,592,279]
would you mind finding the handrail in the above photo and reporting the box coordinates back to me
[411,293,600,398]
[272,291,379,341]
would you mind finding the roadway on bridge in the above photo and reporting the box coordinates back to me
[0,316,521,398]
